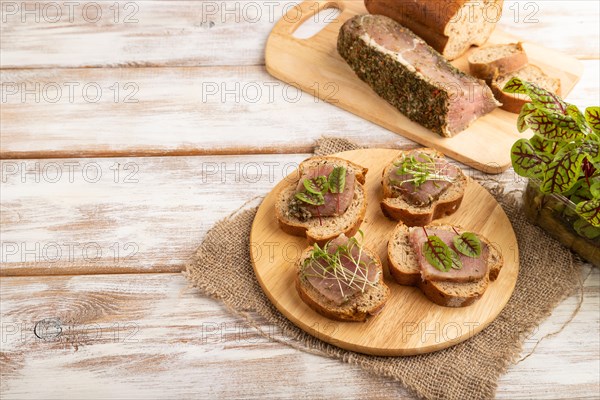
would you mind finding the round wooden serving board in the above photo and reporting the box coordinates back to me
[250,149,519,356]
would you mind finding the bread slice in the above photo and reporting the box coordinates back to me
[492,64,561,113]
[296,241,390,322]
[381,148,467,226]
[387,223,503,307]
[276,156,368,245]
[468,42,528,82]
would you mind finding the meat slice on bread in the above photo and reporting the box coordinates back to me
[276,156,368,245]
[388,222,503,307]
[296,234,390,322]
[381,149,467,226]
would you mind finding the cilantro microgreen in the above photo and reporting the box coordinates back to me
[392,154,455,188]
[301,231,377,299]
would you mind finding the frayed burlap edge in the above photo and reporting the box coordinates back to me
[184,138,584,400]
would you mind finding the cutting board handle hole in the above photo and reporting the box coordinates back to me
[292,5,341,40]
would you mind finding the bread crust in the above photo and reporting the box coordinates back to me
[491,65,562,113]
[381,196,464,227]
[380,148,467,227]
[387,222,421,286]
[387,222,504,307]
[417,277,487,307]
[275,157,368,246]
[365,0,503,60]
[295,246,390,322]
[468,42,528,82]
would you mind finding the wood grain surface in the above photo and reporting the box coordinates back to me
[251,149,519,355]
[1,0,598,398]
[0,154,308,276]
[1,270,598,399]
[1,1,597,69]
[1,61,596,160]
[265,0,582,173]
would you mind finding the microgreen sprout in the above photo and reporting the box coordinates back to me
[391,154,456,188]
[301,231,378,299]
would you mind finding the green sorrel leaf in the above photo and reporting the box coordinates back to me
[303,175,329,195]
[295,191,325,206]
[423,236,462,272]
[576,198,600,227]
[328,166,347,194]
[453,232,482,258]
[585,106,600,134]
[511,139,551,179]
[540,146,588,194]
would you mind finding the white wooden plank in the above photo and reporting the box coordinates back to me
[1,152,596,276]
[0,152,519,276]
[1,60,598,159]
[0,153,309,275]
[1,1,598,69]
[0,0,301,68]
[0,269,598,399]
[499,0,600,60]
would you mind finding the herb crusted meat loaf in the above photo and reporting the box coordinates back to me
[337,15,499,137]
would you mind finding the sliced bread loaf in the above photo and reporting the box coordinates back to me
[387,223,503,307]
[381,148,467,226]
[276,157,368,245]
[492,64,561,113]
[296,238,390,322]
[468,42,528,81]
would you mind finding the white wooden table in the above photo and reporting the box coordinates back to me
[1,1,598,398]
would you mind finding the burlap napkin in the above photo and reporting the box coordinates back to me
[185,138,583,400]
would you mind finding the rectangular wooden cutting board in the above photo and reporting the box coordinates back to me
[265,0,584,173]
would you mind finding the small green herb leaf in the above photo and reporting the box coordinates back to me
[423,236,460,272]
[576,198,600,227]
[303,176,328,195]
[525,110,584,141]
[393,154,455,189]
[502,77,528,95]
[567,104,593,135]
[529,135,558,155]
[585,106,600,134]
[295,191,325,206]
[328,166,346,194]
[449,248,463,270]
[525,110,562,140]
[590,180,600,198]
[540,145,588,194]
[526,83,568,114]
[563,180,591,199]
[302,232,378,296]
[453,232,482,258]
[511,139,551,179]
[517,103,537,133]
[504,77,568,114]
[581,140,600,162]
[573,218,600,240]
